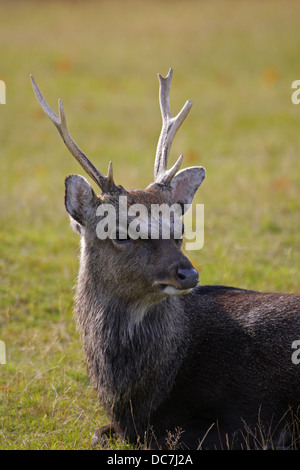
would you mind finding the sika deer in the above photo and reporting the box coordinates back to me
[31,70,300,449]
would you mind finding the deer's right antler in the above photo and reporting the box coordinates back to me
[30,75,117,194]
[154,69,193,184]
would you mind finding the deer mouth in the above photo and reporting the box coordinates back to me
[155,283,194,296]
[161,285,193,295]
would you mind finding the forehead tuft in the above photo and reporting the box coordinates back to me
[127,189,171,208]
[98,187,171,209]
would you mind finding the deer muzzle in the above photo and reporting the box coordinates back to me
[154,264,199,296]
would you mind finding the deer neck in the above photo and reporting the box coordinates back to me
[75,236,186,341]
[75,249,185,346]
[74,240,188,416]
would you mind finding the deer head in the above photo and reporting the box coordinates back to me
[31,69,205,305]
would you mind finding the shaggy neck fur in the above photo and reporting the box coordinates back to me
[74,238,189,441]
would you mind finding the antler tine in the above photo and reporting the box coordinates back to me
[30,75,116,193]
[154,68,193,184]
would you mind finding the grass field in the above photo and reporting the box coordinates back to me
[0,0,299,449]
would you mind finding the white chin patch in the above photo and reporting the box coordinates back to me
[163,286,193,296]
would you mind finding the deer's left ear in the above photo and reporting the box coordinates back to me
[170,166,205,213]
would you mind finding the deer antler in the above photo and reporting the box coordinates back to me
[154,68,193,184]
[30,75,116,193]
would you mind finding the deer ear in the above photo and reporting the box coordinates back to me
[65,175,97,228]
[170,166,205,212]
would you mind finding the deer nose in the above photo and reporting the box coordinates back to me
[176,267,199,289]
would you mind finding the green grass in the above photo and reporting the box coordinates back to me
[0,0,299,449]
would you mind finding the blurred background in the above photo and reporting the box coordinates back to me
[0,0,299,449]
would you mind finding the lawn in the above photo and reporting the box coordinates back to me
[0,0,299,449]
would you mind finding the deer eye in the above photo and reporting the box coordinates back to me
[111,229,133,245]
[175,238,183,248]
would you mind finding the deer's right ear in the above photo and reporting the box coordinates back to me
[65,175,97,230]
